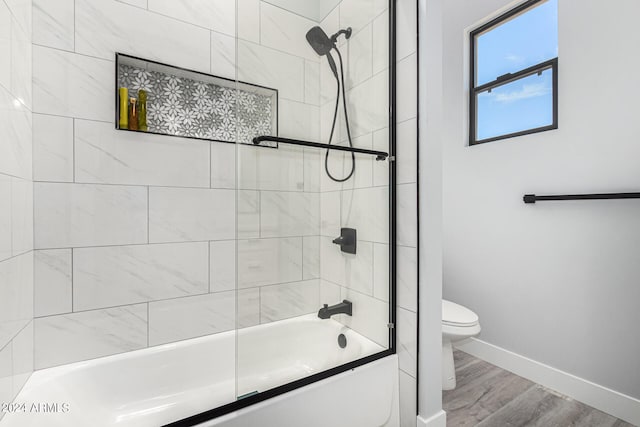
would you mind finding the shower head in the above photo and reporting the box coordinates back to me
[306,26,339,80]
[306,26,334,56]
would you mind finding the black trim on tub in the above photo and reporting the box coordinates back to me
[164,349,396,427]
[164,0,397,424]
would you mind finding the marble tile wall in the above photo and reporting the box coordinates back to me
[318,0,419,425]
[31,0,326,369]
[0,0,34,417]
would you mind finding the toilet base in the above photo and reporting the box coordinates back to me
[442,339,456,390]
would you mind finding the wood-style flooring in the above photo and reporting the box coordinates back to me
[443,350,637,427]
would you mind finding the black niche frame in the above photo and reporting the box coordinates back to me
[163,0,398,425]
[114,52,279,146]
[469,0,559,146]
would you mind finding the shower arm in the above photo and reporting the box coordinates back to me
[252,135,388,161]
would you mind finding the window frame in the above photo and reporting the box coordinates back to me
[469,0,558,146]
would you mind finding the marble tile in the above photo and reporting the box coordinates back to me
[237,237,302,288]
[35,304,147,369]
[75,0,211,73]
[116,0,147,7]
[33,114,74,182]
[0,342,11,409]
[372,9,389,75]
[238,40,305,103]
[260,280,320,323]
[396,0,417,61]
[0,85,32,180]
[4,0,31,36]
[320,191,340,238]
[148,187,235,243]
[34,249,72,317]
[396,118,417,184]
[238,288,260,328]
[303,236,320,280]
[238,190,260,239]
[304,148,321,192]
[346,69,389,139]
[372,127,390,186]
[74,119,210,188]
[341,186,389,244]
[320,237,373,295]
[148,0,235,35]
[238,0,259,43]
[337,287,389,347]
[0,253,33,349]
[345,24,373,89]
[238,144,305,192]
[211,31,236,81]
[210,240,236,293]
[11,321,33,395]
[10,13,32,110]
[397,307,417,378]
[211,142,236,189]
[33,46,113,122]
[74,242,209,311]
[320,279,341,303]
[10,177,33,256]
[305,61,320,106]
[399,369,417,427]
[397,245,417,313]
[0,3,10,91]
[0,175,11,262]
[34,183,148,249]
[260,191,320,238]
[279,100,320,142]
[33,0,74,51]
[260,3,318,62]
[149,291,235,346]
[396,53,418,123]
[373,243,389,302]
[396,183,417,248]
[340,0,387,35]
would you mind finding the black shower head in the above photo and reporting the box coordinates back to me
[306,26,334,56]
[306,26,339,80]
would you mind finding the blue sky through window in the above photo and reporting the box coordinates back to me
[475,0,558,141]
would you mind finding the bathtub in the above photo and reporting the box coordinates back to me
[1,314,395,427]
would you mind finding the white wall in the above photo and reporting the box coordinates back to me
[0,0,34,418]
[443,0,640,401]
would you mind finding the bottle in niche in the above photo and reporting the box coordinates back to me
[119,87,129,129]
[138,90,148,132]
[128,97,139,130]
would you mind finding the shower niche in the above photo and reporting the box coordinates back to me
[115,53,278,144]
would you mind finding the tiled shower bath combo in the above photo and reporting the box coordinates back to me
[0,0,420,426]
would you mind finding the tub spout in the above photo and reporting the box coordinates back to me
[318,300,352,319]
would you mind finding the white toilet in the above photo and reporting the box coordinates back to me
[442,300,481,390]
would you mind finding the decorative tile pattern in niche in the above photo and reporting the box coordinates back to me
[116,54,278,144]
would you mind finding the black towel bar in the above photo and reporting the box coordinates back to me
[523,192,640,204]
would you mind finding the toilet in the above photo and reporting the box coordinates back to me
[442,300,481,390]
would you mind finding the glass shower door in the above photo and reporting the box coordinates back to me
[233,0,393,401]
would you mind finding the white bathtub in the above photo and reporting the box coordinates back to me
[1,314,393,427]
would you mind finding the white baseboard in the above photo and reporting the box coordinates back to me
[456,338,640,426]
[417,410,446,427]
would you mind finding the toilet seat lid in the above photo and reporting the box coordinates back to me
[442,300,479,327]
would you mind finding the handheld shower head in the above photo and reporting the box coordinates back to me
[306,26,334,56]
[306,26,339,80]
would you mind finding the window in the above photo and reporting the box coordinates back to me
[470,0,558,145]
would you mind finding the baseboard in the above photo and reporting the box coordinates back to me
[417,410,446,427]
[456,338,640,426]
